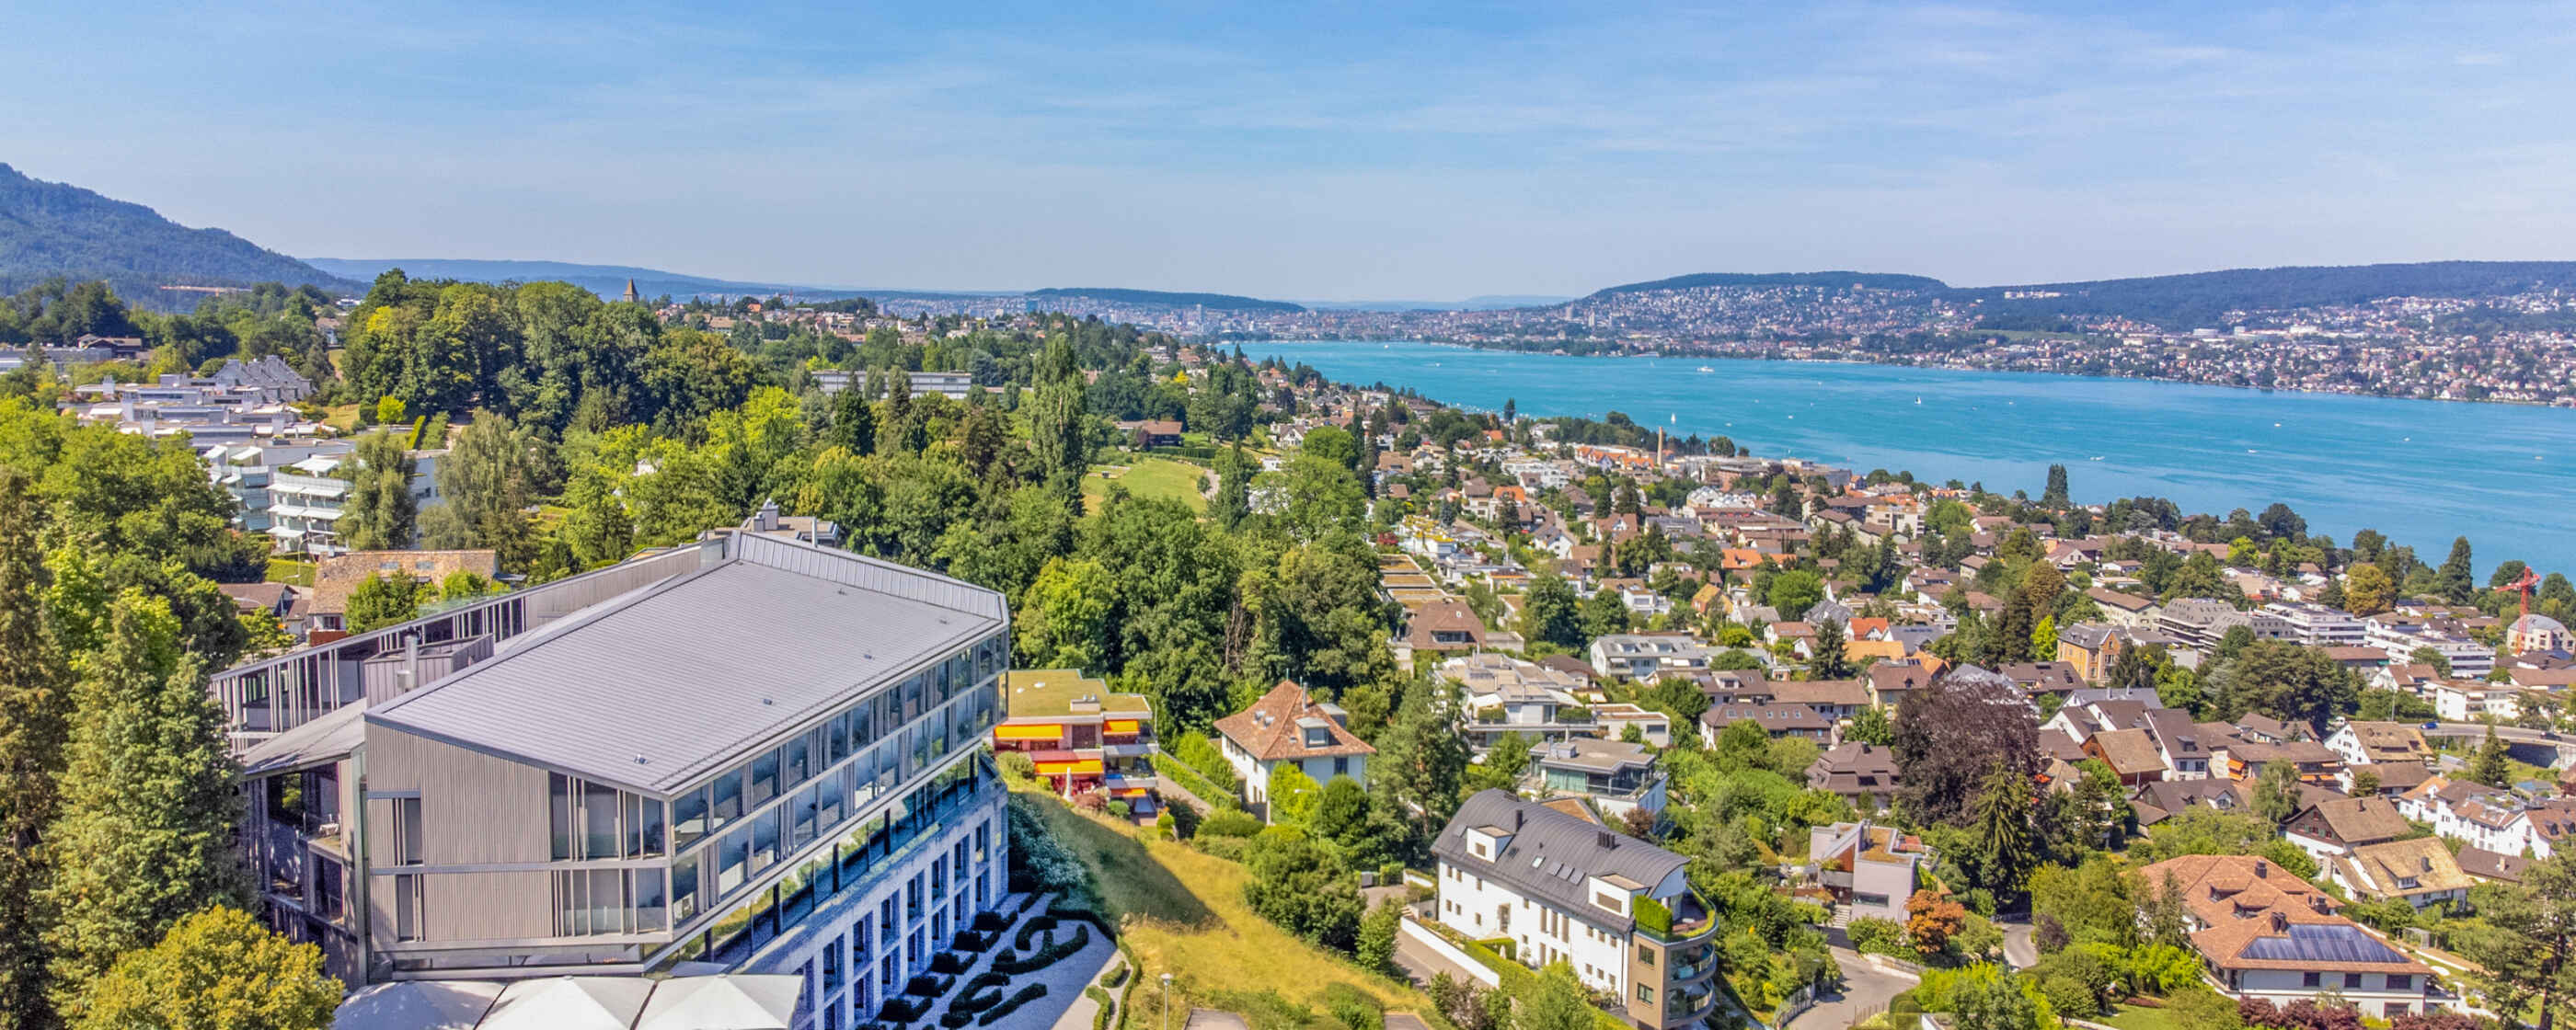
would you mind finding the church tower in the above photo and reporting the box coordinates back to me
[621,278,639,303]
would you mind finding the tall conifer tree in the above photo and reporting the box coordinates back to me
[0,472,68,1030]
[40,591,247,1022]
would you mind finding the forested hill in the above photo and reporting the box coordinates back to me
[302,258,876,303]
[1028,287,1305,313]
[1584,271,1952,298]
[1956,260,2576,329]
[0,163,355,306]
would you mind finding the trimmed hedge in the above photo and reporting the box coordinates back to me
[1013,914,1060,951]
[974,910,1010,933]
[905,973,953,998]
[979,984,1048,1026]
[995,924,1091,975]
[1171,735,1242,795]
[1102,963,1129,989]
[878,997,926,1023]
[1087,985,1114,1030]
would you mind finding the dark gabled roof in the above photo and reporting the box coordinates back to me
[1431,789,1686,933]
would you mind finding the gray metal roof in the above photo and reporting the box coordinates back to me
[368,553,1003,795]
[1431,788,1686,932]
[241,701,366,776]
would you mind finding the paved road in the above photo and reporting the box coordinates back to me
[2426,722,2564,748]
[1998,918,2038,970]
[1783,949,1915,1030]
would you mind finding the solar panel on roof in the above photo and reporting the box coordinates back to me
[2239,923,2406,965]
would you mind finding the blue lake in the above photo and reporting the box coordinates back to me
[1251,340,2576,576]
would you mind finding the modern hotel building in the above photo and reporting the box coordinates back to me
[220,527,1009,1030]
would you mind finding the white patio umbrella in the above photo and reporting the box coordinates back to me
[333,979,505,1030]
[480,976,653,1030]
[633,975,803,1030]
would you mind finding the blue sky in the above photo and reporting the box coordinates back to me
[6,1,2573,299]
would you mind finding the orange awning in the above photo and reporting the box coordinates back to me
[995,725,1064,741]
[1105,719,1142,736]
[1113,787,1150,797]
[1036,760,1104,777]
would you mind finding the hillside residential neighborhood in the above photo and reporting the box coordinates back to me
[5,287,2573,1030]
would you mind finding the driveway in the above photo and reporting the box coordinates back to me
[1997,917,2038,969]
[1784,949,1915,1030]
[1390,924,1491,990]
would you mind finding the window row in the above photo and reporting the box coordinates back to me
[547,775,667,862]
[552,867,670,936]
[670,704,992,925]
[668,637,1002,852]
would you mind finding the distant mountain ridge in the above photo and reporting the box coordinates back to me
[1581,261,2576,328]
[1027,287,1304,313]
[1587,271,1951,298]
[1959,260,2576,329]
[301,258,879,303]
[0,162,356,306]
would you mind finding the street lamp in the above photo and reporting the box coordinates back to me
[1161,973,1175,1030]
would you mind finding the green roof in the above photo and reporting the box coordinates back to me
[1003,669,1153,719]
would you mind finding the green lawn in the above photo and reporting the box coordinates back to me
[265,558,316,586]
[2100,1002,2194,1030]
[1081,457,1209,515]
[1014,789,1430,1024]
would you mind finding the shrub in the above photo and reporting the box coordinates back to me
[1014,914,1060,951]
[965,971,1008,995]
[878,998,926,1023]
[1198,836,1247,862]
[1103,964,1129,989]
[998,750,1036,781]
[930,953,966,975]
[1847,917,1907,957]
[950,929,992,953]
[1168,801,1202,840]
[978,984,1048,1026]
[1200,809,1265,839]
[1175,734,1243,793]
[973,910,1009,933]
[1108,800,1131,819]
[1317,983,1382,1030]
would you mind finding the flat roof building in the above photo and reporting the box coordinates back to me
[229,525,1012,1030]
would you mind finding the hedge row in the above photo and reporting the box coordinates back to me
[995,924,1091,976]
[979,984,1048,1026]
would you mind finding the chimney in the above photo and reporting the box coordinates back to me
[2254,859,2268,877]
[2270,910,2288,932]
[1598,830,1617,850]
[1513,810,1524,830]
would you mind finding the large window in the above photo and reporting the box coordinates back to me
[673,787,709,850]
[711,771,743,830]
[549,773,658,862]
[749,750,781,808]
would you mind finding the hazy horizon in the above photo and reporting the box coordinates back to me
[11,2,2576,299]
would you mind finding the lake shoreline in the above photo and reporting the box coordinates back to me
[1250,340,2576,576]
[1241,337,2576,410]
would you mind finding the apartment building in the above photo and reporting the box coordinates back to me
[2264,601,2366,648]
[1431,791,1720,1029]
[227,529,1011,1030]
[1526,738,1667,822]
[993,668,1160,816]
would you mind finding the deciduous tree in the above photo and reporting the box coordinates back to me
[77,907,339,1030]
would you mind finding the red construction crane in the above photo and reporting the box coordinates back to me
[2512,566,2543,622]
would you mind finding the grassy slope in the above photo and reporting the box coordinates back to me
[1016,788,1428,1018]
[1081,457,1209,515]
